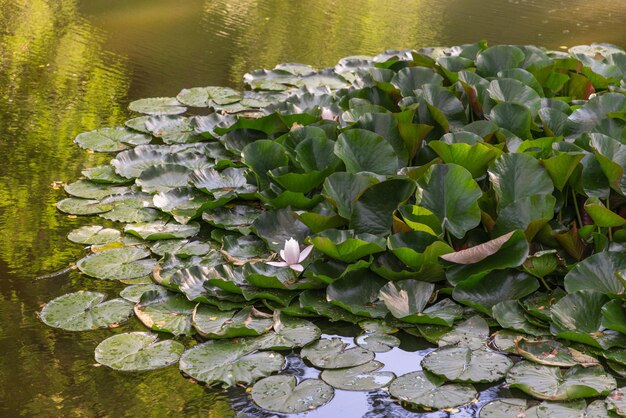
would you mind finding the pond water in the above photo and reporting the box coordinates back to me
[1,0,625,416]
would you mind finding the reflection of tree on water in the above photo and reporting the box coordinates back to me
[0,0,129,275]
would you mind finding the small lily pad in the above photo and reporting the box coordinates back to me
[40,291,133,331]
[119,284,167,303]
[77,247,156,280]
[479,398,527,418]
[95,332,185,371]
[251,375,334,414]
[129,97,187,115]
[82,165,131,184]
[252,312,321,350]
[301,338,374,369]
[134,291,196,336]
[421,346,513,383]
[57,198,113,215]
[74,127,151,152]
[192,305,273,338]
[321,360,396,391]
[67,226,121,245]
[389,370,477,409]
[124,220,200,241]
[64,180,130,199]
[354,333,400,352]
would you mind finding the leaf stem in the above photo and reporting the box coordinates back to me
[571,188,582,228]
[606,197,613,241]
[538,275,552,291]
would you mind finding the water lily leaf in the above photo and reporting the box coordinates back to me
[438,315,489,350]
[606,387,626,417]
[294,131,341,174]
[98,193,163,223]
[202,204,263,235]
[134,291,196,336]
[541,152,585,191]
[476,45,525,77]
[150,239,211,258]
[135,164,192,193]
[40,291,133,331]
[243,263,322,290]
[584,197,626,227]
[564,251,626,296]
[387,231,452,274]
[251,375,334,414]
[321,360,395,391]
[493,194,556,240]
[301,338,374,369]
[192,305,273,338]
[95,332,185,371]
[391,66,444,96]
[354,333,400,353]
[428,140,501,178]
[241,286,298,307]
[442,230,530,285]
[522,288,566,322]
[251,208,310,252]
[77,247,156,280]
[397,205,443,236]
[506,361,616,401]
[268,166,327,194]
[487,78,542,116]
[525,401,588,418]
[602,299,626,335]
[479,399,527,418]
[176,86,242,107]
[129,97,187,115]
[179,339,285,386]
[350,178,416,236]
[326,269,388,318]
[492,300,550,337]
[551,290,626,349]
[67,225,121,245]
[422,346,513,383]
[241,140,289,189]
[310,229,385,263]
[415,163,482,239]
[57,197,113,215]
[567,93,626,136]
[64,180,130,200]
[452,269,539,314]
[489,103,532,139]
[82,165,131,184]
[191,167,256,202]
[119,284,166,303]
[322,172,379,219]
[74,127,151,152]
[378,280,433,317]
[334,129,400,175]
[153,187,214,224]
[488,153,554,209]
[515,338,599,368]
[111,145,171,179]
[124,220,200,241]
[252,312,321,350]
[389,371,477,409]
[298,290,362,323]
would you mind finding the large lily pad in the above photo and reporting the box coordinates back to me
[300,338,374,369]
[67,226,121,245]
[506,361,616,401]
[129,97,187,115]
[77,247,156,280]
[251,375,334,414]
[564,251,626,296]
[40,291,133,331]
[74,127,151,152]
[134,291,196,336]
[421,346,513,383]
[389,371,477,409]
[321,360,395,391]
[192,305,273,338]
[124,220,200,241]
[95,332,185,371]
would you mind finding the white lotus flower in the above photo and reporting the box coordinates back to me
[267,237,313,272]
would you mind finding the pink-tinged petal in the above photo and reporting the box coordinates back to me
[321,107,334,120]
[284,238,301,265]
[279,249,286,262]
[298,245,314,262]
[267,261,289,268]
[289,263,304,272]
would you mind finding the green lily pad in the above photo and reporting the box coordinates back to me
[525,401,588,418]
[492,300,550,337]
[124,220,200,241]
[321,360,395,391]
[326,269,388,318]
[98,192,163,223]
[322,172,379,219]
[40,291,133,331]
[251,375,334,414]
[64,180,130,200]
[479,398,527,418]
[506,361,616,401]
[564,251,626,296]
[77,247,156,280]
[438,315,490,350]
[192,305,273,338]
[179,339,285,386]
[334,128,400,175]
[202,204,263,235]
[515,338,599,367]
[134,291,196,336]
[252,312,321,350]
[150,239,212,258]
[301,338,374,369]
[421,346,513,383]
[119,284,167,303]
[82,165,131,184]
[191,167,256,201]
[95,332,185,371]
[74,127,151,152]
[252,208,310,252]
[135,164,192,193]
[57,197,113,215]
[310,229,385,263]
[153,187,213,224]
[389,371,477,409]
[67,226,121,245]
[129,97,187,115]
[176,86,242,107]
[354,333,401,352]
[298,290,362,323]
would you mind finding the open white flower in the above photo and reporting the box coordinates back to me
[267,237,313,272]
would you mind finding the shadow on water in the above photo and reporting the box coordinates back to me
[1,0,626,415]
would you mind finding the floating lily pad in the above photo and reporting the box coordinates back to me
[64,180,130,199]
[179,339,284,386]
[525,401,588,418]
[67,225,121,245]
[301,338,374,369]
[82,165,132,184]
[124,220,200,241]
[75,127,151,152]
[253,313,321,350]
[438,315,490,350]
[57,197,113,215]
[389,371,477,409]
[321,360,395,391]
[77,247,156,280]
[129,97,187,115]
[119,284,167,303]
[95,332,185,371]
[150,239,211,258]
[421,346,513,383]
[251,375,334,414]
[40,291,133,331]
[479,398,527,418]
[192,305,273,338]
[354,333,401,352]
[564,251,626,296]
[134,291,196,336]
[515,338,599,368]
[506,361,616,401]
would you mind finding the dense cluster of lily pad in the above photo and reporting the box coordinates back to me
[42,41,626,416]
